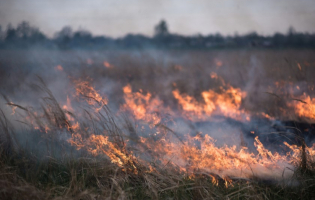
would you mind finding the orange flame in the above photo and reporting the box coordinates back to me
[172,86,249,121]
[104,61,114,68]
[73,79,107,112]
[134,133,303,179]
[87,59,93,65]
[214,59,223,67]
[68,133,138,173]
[121,84,165,126]
[55,65,63,71]
[290,94,315,122]
[9,76,315,185]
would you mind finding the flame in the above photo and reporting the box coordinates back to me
[210,72,219,79]
[134,133,302,179]
[259,112,274,120]
[87,59,93,65]
[174,65,183,71]
[7,102,17,115]
[121,84,165,126]
[172,86,249,121]
[265,81,315,121]
[214,59,223,67]
[7,75,315,186]
[68,133,138,173]
[55,65,63,71]
[297,63,302,71]
[104,61,114,68]
[73,79,107,112]
[290,94,315,121]
[210,72,227,86]
[62,96,74,112]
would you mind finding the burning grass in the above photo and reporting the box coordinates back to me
[1,49,315,199]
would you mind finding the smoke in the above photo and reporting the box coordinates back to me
[2,0,315,37]
[0,48,314,180]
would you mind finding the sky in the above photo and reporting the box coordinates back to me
[0,0,315,38]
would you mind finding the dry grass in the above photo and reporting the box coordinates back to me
[0,81,313,200]
[0,49,315,199]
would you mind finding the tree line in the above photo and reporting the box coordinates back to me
[0,20,314,50]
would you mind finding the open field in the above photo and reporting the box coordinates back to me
[0,49,315,199]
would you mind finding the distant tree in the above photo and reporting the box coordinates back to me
[5,24,17,42]
[72,29,93,48]
[286,26,300,47]
[16,21,33,38]
[244,32,260,46]
[0,25,3,48]
[54,26,73,49]
[55,26,73,39]
[287,26,296,36]
[214,33,224,43]
[119,34,151,48]
[0,25,3,41]
[154,20,169,36]
[73,29,92,39]
[245,32,259,40]
[1,20,315,50]
[272,32,286,47]
[17,21,46,43]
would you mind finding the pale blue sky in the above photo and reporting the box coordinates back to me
[0,0,314,38]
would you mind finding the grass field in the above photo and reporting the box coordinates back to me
[0,49,315,199]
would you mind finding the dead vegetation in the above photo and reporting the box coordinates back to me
[0,49,315,199]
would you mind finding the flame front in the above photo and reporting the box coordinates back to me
[121,84,166,126]
[172,85,249,121]
[291,94,315,121]
[7,76,315,186]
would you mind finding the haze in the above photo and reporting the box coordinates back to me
[0,0,315,38]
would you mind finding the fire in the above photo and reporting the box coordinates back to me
[62,96,74,112]
[121,84,165,126]
[87,59,93,65]
[273,81,315,121]
[73,78,108,112]
[68,133,138,173]
[297,63,302,71]
[174,65,183,71]
[5,75,315,187]
[104,61,114,68]
[290,94,315,122]
[55,65,63,71]
[214,59,223,67]
[266,81,315,121]
[210,72,227,86]
[134,133,300,179]
[172,86,249,121]
[7,101,17,115]
[210,72,219,79]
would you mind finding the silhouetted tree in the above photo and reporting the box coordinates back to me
[71,29,93,48]
[54,26,73,49]
[244,32,260,46]
[1,20,315,50]
[73,29,92,39]
[287,26,296,36]
[119,34,151,48]
[154,20,169,36]
[0,26,2,40]
[4,22,46,47]
[0,25,3,47]
[5,24,17,42]
[16,21,33,38]
[214,33,224,43]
